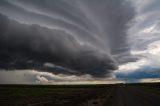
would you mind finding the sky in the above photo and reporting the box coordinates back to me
[0,0,160,84]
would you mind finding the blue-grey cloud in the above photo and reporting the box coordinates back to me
[116,66,160,80]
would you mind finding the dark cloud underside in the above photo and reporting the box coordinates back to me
[0,0,135,77]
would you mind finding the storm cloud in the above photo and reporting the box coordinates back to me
[0,0,135,77]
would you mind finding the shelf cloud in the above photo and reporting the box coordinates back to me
[0,0,136,78]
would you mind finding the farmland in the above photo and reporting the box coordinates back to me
[0,83,160,106]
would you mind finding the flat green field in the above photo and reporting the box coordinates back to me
[0,83,160,106]
[0,84,113,106]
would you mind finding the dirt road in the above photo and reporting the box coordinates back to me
[106,85,160,106]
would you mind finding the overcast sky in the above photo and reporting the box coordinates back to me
[0,0,160,84]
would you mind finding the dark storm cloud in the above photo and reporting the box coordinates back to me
[0,0,135,77]
[0,13,116,77]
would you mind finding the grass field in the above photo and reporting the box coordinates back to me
[0,83,159,106]
[0,84,114,106]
